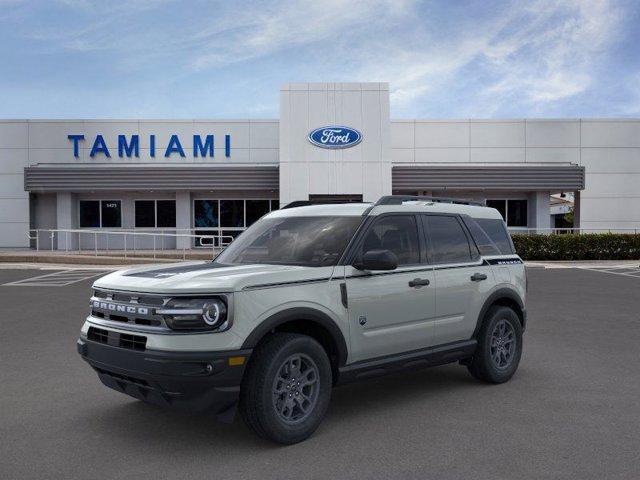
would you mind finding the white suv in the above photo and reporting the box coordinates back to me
[78,196,527,444]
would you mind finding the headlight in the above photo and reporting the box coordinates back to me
[157,297,230,332]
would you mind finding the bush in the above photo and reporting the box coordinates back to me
[512,233,640,261]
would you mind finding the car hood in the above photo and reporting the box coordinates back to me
[93,261,336,294]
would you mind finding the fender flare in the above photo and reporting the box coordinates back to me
[241,307,349,367]
[472,288,525,338]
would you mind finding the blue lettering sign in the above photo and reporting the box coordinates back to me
[118,135,139,157]
[68,133,232,159]
[90,134,111,158]
[164,134,185,157]
[67,134,84,158]
[308,126,362,149]
[194,135,214,157]
[150,134,156,157]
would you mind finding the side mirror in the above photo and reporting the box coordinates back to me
[355,249,398,271]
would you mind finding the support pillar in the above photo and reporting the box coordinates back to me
[56,192,78,250]
[527,191,551,233]
[175,191,191,250]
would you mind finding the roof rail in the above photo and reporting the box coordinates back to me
[374,195,485,207]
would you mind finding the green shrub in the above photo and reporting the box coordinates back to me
[512,233,640,261]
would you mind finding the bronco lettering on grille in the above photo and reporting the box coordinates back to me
[92,300,149,315]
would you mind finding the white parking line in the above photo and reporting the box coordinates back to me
[2,269,110,287]
[577,266,640,279]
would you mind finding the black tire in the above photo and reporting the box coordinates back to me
[239,332,332,444]
[467,306,523,384]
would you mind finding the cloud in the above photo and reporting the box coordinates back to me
[375,0,624,115]
[0,0,633,117]
[188,0,416,70]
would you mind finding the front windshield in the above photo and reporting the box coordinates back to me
[215,216,363,267]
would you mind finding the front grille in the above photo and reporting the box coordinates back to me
[90,289,169,330]
[119,333,147,351]
[86,326,147,351]
[87,327,109,344]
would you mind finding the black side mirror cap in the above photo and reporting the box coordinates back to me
[355,249,398,271]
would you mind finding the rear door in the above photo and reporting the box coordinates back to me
[422,214,493,345]
[345,214,436,363]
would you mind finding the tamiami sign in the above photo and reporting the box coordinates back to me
[67,134,232,158]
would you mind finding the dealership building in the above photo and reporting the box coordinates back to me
[0,82,638,250]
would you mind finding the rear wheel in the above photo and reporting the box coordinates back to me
[467,306,523,383]
[239,333,332,444]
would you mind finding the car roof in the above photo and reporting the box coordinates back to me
[267,203,372,217]
[267,201,503,220]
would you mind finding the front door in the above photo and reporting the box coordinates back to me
[345,214,437,363]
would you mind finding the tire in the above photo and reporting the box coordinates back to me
[467,306,523,384]
[239,332,332,444]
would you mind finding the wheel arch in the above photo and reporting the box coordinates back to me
[472,288,526,338]
[241,307,349,378]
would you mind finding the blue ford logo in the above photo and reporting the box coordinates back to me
[308,126,362,149]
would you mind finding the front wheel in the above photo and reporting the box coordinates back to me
[467,306,523,383]
[239,333,332,444]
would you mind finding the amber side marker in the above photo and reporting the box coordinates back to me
[228,356,246,366]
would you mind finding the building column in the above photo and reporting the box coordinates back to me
[573,191,581,230]
[175,191,191,250]
[527,191,551,233]
[56,192,78,250]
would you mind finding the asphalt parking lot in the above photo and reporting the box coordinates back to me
[1,266,639,480]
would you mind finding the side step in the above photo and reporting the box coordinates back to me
[336,339,477,384]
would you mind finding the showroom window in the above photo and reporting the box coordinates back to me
[134,200,176,228]
[486,199,528,227]
[193,199,278,247]
[79,200,122,228]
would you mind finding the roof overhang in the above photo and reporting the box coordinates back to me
[392,164,585,192]
[24,165,279,192]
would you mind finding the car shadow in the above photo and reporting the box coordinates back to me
[81,363,486,451]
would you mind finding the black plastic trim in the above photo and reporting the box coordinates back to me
[240,307,348,367]
[78,338,252,418]
[340,283,348,308]
[472,288,526,338]
[337,339,477,383]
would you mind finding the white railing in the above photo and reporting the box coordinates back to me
[27,228,236,259]
[508,227,640,235]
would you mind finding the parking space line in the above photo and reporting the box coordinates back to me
[2,269,109,287]
[578,266,640,279]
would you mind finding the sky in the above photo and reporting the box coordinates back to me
[0,0,639,119]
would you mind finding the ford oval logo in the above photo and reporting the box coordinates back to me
[308,126,362,149]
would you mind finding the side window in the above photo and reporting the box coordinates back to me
[462,217,500,256]
[423,215,473,264]
[475,218,515,254]
[361,215,420,266]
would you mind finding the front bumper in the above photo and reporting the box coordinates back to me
[77,337,252,419]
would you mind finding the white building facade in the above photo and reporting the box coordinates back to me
[1,82,638,249]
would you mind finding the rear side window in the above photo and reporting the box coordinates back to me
[475,218,514,254]
[462,217,501,256]
[423,215,473,264]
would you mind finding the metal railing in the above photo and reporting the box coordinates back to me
[27,228,236,259]
[508,227,640,235]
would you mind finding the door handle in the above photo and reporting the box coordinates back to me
[471,273,488,282]
[408,278,430,287]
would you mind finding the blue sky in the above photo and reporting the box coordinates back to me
[1,0,639,119]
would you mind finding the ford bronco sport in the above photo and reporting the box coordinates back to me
[78,195,526,444]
